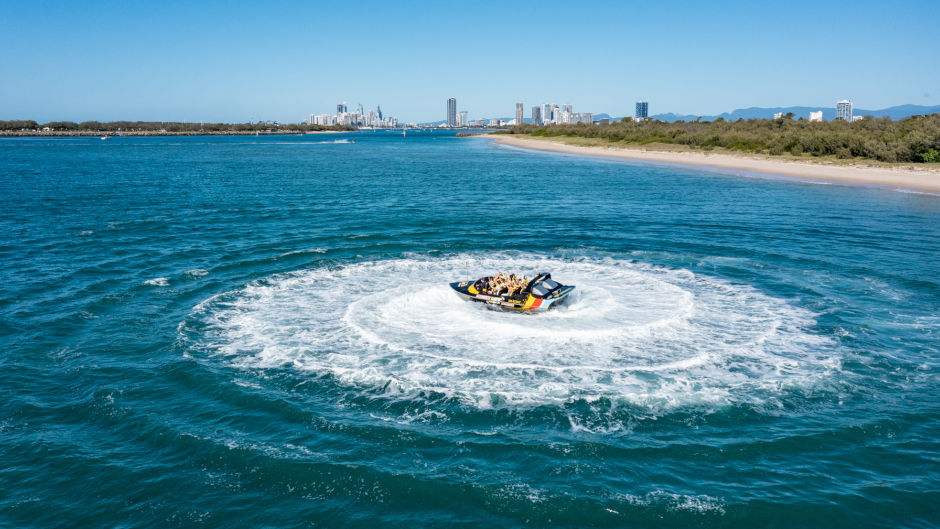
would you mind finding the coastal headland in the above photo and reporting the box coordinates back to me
[0,129,348,137]
[0,120,356,137]
[485,134,940,193]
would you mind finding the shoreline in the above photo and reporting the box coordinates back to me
[485,135,940,193]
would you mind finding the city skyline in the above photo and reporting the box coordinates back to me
[2,1,938,123]
[308,101,399,128]
[296,96,935,128]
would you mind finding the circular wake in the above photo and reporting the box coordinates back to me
[182,254,840,410]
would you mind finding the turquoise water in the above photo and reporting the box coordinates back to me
[1,131,938,528]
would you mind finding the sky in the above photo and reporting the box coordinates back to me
[2,0,939,123]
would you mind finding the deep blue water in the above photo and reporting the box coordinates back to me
[1,131,938,528]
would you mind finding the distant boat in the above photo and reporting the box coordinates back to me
[100,136,108,140]
[403,128,406,137]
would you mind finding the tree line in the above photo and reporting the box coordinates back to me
[504,114,940,163]
[0,120,356,133]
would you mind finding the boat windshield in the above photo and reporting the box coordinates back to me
[542,279,559,290]
[531,284,548,297]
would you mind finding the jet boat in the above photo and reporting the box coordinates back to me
[449,273,575,311]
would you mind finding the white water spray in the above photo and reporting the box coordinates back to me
[186,254,839,409]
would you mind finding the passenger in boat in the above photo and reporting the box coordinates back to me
[484,274,499,295]
[498,273,510,295]
[481,272,533,296]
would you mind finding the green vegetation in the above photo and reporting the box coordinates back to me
[503,114,940,163]
[0,120,355,134]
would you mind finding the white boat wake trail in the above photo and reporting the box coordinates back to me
[184,253,841,411]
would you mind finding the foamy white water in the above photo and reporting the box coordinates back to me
[186,254,840,409]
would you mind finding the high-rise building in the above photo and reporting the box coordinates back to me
[531,106,542,125]
[447,98,457,127]
[457,111,469,127]
[377,105,383,120]
[836,100,853,121]
[635,101,648,119]
[582,112,593,124]
[542,103,552,124]
[515,102,524,125]
[337,102,347,114]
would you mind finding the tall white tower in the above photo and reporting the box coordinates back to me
[836,100,853,121]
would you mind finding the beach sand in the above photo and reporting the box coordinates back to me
[485,135,940,193]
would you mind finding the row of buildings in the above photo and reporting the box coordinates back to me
[306,102,399,128]
[446,98,643,127]
[448,98,591,127]
[528,103,594,126]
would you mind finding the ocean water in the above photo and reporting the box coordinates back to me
[1,131,938,528]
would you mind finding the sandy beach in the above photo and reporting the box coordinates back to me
[486,134,940,193]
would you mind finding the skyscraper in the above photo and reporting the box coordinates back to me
[836,100,853,121]
[377,105,382,120]
[337,102,347,114]
[531,106,542,126]
[542,103,552,124]
[446,98,457,127]
[635,101,648,119]
[515,102,524,125]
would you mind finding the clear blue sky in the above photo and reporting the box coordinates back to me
[2,0,938,123]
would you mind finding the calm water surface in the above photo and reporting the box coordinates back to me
[1,131,938,527]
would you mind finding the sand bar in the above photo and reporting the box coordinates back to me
[485,135,940,193]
